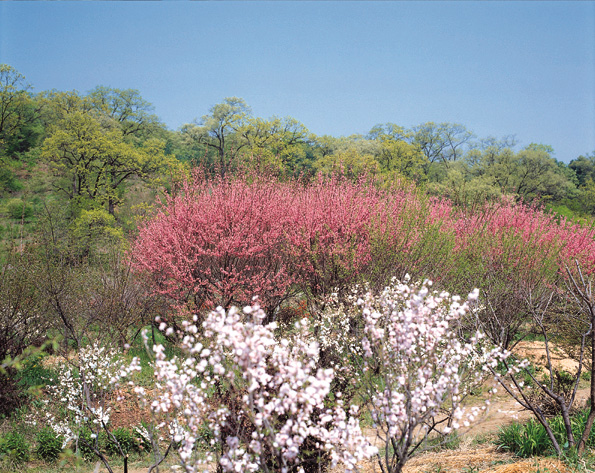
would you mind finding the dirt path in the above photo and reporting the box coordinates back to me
[467,385,591,436]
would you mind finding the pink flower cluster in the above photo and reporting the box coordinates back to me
[132,172,595,325]
[131,173,295,314]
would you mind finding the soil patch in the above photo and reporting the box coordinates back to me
[514,341,580,374]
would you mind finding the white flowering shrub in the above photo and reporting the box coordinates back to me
[310,291,360,384]
[33,279,504,473]
[38,342,127,473]
[357,278,504,473]
[126,305,377,473]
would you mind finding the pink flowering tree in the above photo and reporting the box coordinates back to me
[357,279,503,473]
[125,304,376,473]
[432,199,595,458]
[448,199,595,350]
[131,172,295,320]
[285,174,381,311]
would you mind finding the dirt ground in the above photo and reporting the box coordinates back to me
[514,341,581,374]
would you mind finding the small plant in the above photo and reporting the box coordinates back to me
[498,418,556,457]
[499,408,595,459]
[5,198,33,220]
[462,467,481,473]
[75,428,103,462]
[0,431,30,464]
[36,426,63,462]
[17,355,56,389]
[105,427,138,456]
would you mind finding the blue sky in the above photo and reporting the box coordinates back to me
[1,1,593,162]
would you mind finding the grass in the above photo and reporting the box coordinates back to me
[497,408,595,462]
[0,450,177,473]
[125,324,181,386]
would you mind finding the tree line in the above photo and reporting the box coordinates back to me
[1,63,594,226]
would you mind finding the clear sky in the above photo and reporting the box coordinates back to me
[1,1,593,162]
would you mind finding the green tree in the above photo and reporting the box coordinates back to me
[576,177,595,215]
[311,134,338,158]
[367,122,409,142]
[41,111,177,215]
[0,65,41,156]
[368,123,428,182]
[40,89,95,121]
[181,97,251,177]
[569,152,595,187]
[465,143,575,202]
[88,86,165,141]
[427,161,501,206]
[412,122,474,167]
[314,147,380,178]
[239,116,310,174]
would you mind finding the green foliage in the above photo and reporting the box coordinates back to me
[181,97,251,177]
[88,85,165,142]
[70,207,124,257]
[76,429,103,462]
[0,431,30,464]
[0,166,22,194]
[239,116,310,174]
[0,65,38,158]
[463,143,575,204]
[40,108,178,217]
[547,204,578,221]
[35,427,63,462]
[498,409,595,458]
[413,122,474,165]
[314,147,380,179]
[497,419,550,457]
[17,354,56,389]
[569,153,595,187]
[105,427,138,456]
[5,198,33,220]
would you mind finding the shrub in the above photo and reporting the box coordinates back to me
[36,427,63,462]
[115,280,505,473]
[105,427,138,456]
[119,304,377,472]
[0,166,22,194]
[0,431,30,464]
[75,428,99,462]
[0,250,48,417]
[367,191,457,290]
[6,198,33,220]
[285,174,381,304]
[0,372,26,418]
[35,342,124,465]
[357,280,503,473]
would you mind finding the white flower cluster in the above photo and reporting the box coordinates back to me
[127,305,377,473]
[41,342,124,449]
[358,279,505,468]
